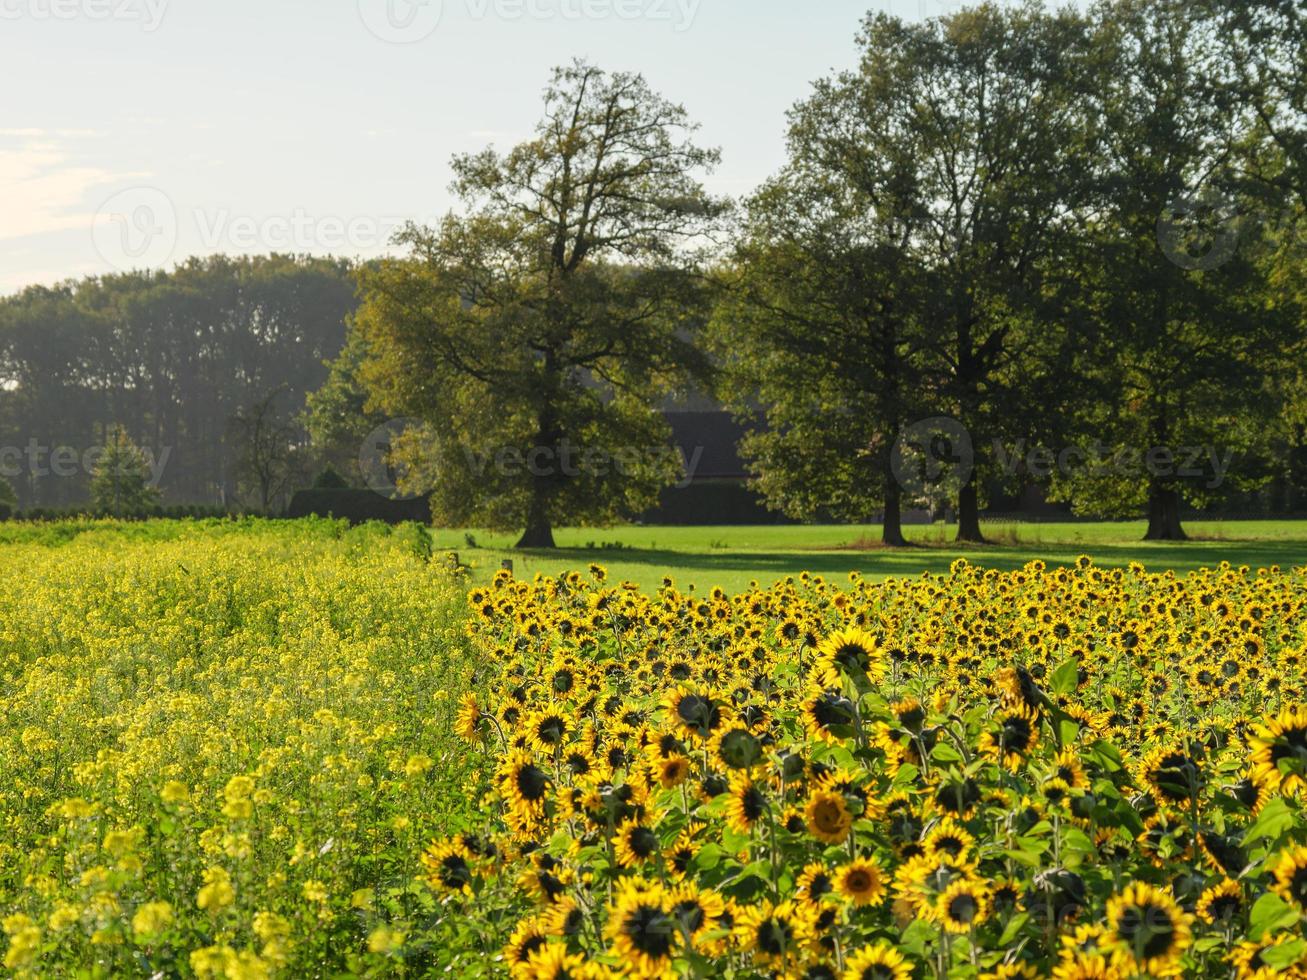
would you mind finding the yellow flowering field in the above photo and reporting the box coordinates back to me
[434,559,1307,979]
[0,519,475,977]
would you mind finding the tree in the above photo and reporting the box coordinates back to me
[303,330,387,486]
[803,4,1100,542]
[353,61,724,548]
[1214,0,1307,208]
[712,110,932,545]
[91,426,161,517]
[0,255,355,508]
[0,476,15,521]
[228,386,307,514]
[1048,0,1296,540]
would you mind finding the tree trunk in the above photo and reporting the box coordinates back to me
[882,471,907,547]
[956,476,985,543]
[1143,483,1187,540]
[516,482,556,549]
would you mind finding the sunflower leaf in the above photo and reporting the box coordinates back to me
[1244,797,1295,845]
[1249,892,1299,940]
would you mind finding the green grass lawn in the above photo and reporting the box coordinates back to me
[428,520,1307,592]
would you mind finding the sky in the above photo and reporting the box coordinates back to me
[0,0,980,295]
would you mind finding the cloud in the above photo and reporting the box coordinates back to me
[0,133,130,243]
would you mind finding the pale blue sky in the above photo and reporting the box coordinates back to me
[0,0,975,294]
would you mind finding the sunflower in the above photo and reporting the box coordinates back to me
[541,895,584,937]
[668,882,725,945]
[797,863,835,905]
[653,754,691,789]
[667,825,702,880]
[521,943,588,980]
[1138,746,1204,807]
[890,697,926,733]
[980,704,1040,771]
[814,628,886,690]
[1104,882,1191,976]
[734,899,812,967]
[922,817,975,862]
[1229,934,1304,979]
[1052,747,1090,791]
[1249,708,1307,797]
[664,686,726,740]
[1195,878,1243,924]
[420,838,473,893]
[725,772,768,835]
[453,692,484,743]
[524,710,571,753]
[614,817,660,868]
[805,789,853,844]
[499,749,553,822]
[605,881,681,977]
[504,917,550,974]
[1050,952,1119,980]
[934,879,989,933]
[1270,844,1307,909]
[841,942,912,980]
[835,857,886,907]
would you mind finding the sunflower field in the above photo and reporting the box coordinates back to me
[0,519,476,977]
[434,558,1307,979]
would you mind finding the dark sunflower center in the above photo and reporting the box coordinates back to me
[1001,717,1033,752]
[935,836,965,857]
[676,694,722,735]
[1271,725,1307,768]
[811,692,854,729]
[741,787,767,821]
[516,764,549,801]
[834,643,872,672]
[628,827,658,859]
[623,905,675,958]
[1289,867,1307,905]
[517,935,546,960]
[1118,903,1178,960]
[756,917,794,955]
[1210,895,1240,919]
[846,870,873,893]
[536,716,566,745]
[673,899,706,933]
[439,854,471,888]
[809,874,832,899]
[947,893,979,923]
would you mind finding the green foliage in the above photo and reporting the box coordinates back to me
[1045,0,1302,538]
[90,426,162,518]
[351,61,724,547]
[0,255,355,509]
[0,476,15,521]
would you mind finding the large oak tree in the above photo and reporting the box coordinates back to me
[353,62,723,547]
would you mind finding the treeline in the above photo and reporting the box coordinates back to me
[0,255,356,511]
[332,1,1307,545]
[3,0,1307,545]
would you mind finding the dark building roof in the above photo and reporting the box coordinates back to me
[664,410,751,481]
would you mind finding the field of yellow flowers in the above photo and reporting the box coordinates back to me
[7,523,1307,978]
[439,558,1307,979]
[0,519,476,977]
